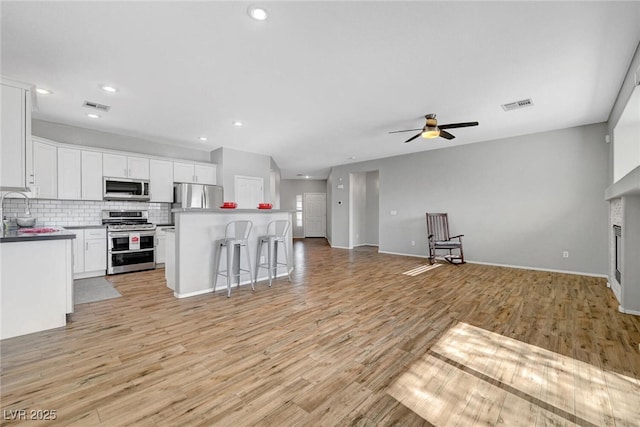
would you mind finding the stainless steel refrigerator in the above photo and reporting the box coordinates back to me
[173,183,223,209]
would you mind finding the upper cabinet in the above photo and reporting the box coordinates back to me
[57,147,103,200]
[32,140,57,199]
[103,153,149,179]
[149,159,174,202]
[173,161,216,185]
[1,79,32,190]
[57,147,81,200]
[81,151,103,200]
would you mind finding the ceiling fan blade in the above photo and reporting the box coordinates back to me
[439,130,455,140]
[404,133,422,143]
[438,121,479,130]
[389,128,423,134]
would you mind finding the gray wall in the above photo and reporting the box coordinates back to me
[349,172,367,246]
[211,147,275,204]
[33,119,211,162]
[280,179,327,238]
[365,170,379,245]
[329,122,610,276]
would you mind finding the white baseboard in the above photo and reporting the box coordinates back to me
[174,270,292,298]
[618,305,640,316]
[375,250,607,278]
[467,260,607,279]
[378,250,430,259]
[330,244,352,249]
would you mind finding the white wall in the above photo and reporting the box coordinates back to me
[329,122,610,276]
[613,86,640,183]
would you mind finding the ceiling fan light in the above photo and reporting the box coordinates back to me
[421,128,440,139]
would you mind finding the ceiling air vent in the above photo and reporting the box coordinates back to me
[501,98,533,112]
[83,101,111,112]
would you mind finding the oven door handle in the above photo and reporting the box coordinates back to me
[109,232,156,238]
[109,248,155,254]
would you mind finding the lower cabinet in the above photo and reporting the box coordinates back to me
[155,226,171,265]
[72,228,107,279]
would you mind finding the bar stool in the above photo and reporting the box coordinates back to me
[213,220,255,297]
[255,220,291,287]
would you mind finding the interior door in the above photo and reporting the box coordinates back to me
[304,193,326,237]
[234,176,263,208]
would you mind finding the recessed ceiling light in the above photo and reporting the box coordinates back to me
[305,175,310,179]
[198,136,208,141]
[248,6,268,21]
[36,88,53,95]
[232,121,244,127]
[87,113,100,119]
[100,85,118,93]
[349,156,356,160]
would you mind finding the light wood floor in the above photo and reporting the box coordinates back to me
[1,239,639,426]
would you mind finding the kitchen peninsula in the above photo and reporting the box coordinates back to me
[0,228,76,339]
[168,209,293,298]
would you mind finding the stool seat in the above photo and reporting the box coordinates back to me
[255,220,291,287]
[213,220,255,297]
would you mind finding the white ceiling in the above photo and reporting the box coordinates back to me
[2,1,639,179]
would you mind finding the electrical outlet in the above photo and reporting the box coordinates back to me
[562,251,569,258]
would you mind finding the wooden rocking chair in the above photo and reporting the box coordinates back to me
[426,213,465,265]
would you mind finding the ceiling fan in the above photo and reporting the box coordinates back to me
[389,114,479,143]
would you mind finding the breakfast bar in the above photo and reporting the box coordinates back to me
[169,209,293,298]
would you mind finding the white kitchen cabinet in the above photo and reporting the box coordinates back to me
[57,147,81,200]
[195,164,216,185]
[150,159,174,202]
[103,153,149,179]
[165,229,175,291]
[72,228,107,279]
[72,231,84,274]
[1,79,32,190]
[173,161,195,183]
[82,150,103,200]
[155,226,172,265]
[173,161,216,185]
[32,140,57,199]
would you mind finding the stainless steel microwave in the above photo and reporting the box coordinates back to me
[104,177,150,201]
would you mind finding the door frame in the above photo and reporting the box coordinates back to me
[303,192,326,238]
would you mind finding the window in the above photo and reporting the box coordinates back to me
[296,194,303,227]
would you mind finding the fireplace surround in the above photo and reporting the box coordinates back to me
[605,165,640,315]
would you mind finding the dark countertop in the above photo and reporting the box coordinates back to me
[0,228,77,243]
[155,224,175,227]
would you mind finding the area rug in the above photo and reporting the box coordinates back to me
[74,277,122,304]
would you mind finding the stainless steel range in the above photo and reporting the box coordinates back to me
[102,210,156,274]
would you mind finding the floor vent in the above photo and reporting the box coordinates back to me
[83,101,111,112]
[501,98,534,111]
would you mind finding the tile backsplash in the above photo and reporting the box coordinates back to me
[2,199,171,227]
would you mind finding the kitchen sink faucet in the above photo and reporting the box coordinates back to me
[0,191,31,227]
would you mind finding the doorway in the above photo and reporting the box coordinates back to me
[348,170,379,248]
[304,193,326,237]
